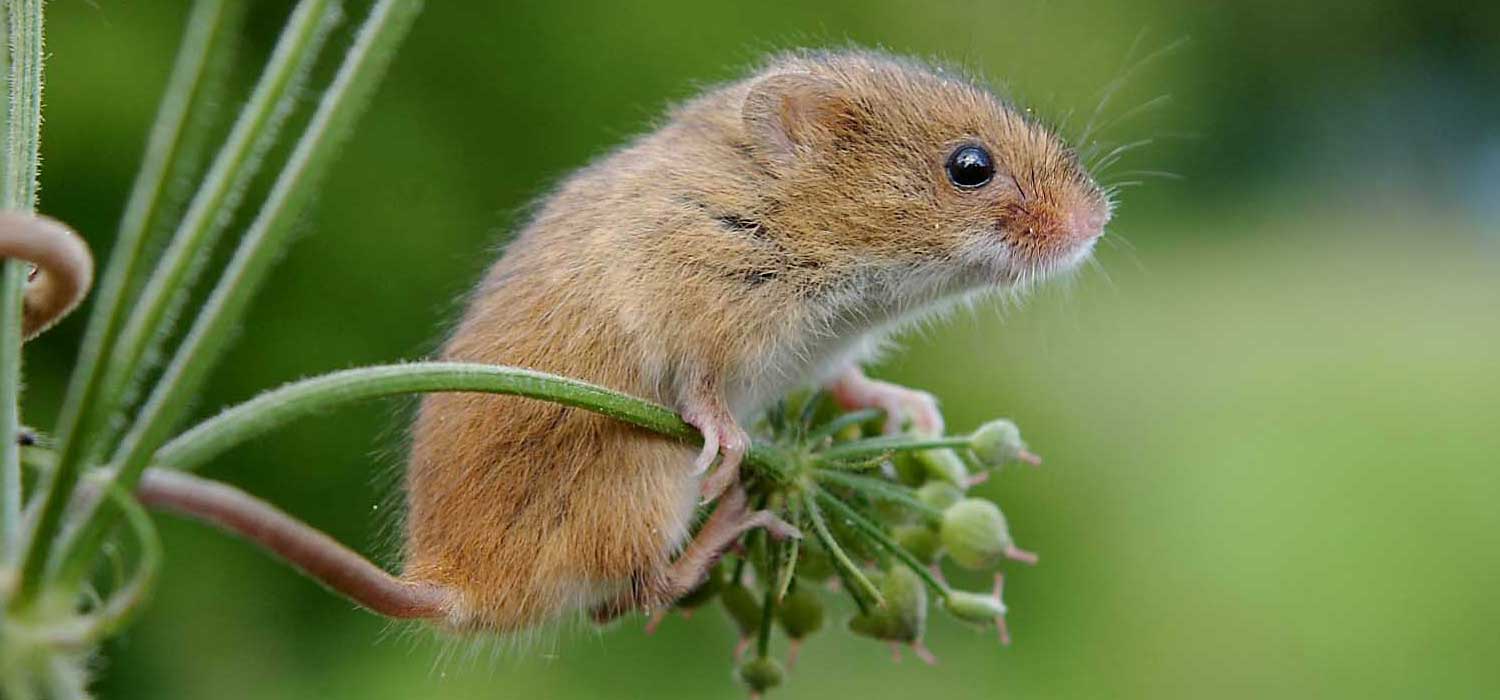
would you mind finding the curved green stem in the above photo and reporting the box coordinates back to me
[40,485,161,649]
[159,362,699,469]
[52,361,789,582]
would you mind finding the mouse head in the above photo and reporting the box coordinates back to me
[742,51,1109,291]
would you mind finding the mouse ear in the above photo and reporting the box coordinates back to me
[742,72,858,167]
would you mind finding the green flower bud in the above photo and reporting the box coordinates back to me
[797,544,836,582]
[834,421,865,443]
[969,419,1039,468]
[916,481,964,511]
[914,448,969,486]
[893,524,941,565]
[846,567,927,643]
[721,583,762,635]
[944,589,1007,624]
[940,498,1036,570]
[776,586,826,640]
[890,451,927,487]
[737,657,784,694]
[942,573,1014,645]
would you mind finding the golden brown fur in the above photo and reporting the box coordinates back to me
[402,49,1109,632]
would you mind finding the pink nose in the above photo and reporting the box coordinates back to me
[1068,204,1110,241]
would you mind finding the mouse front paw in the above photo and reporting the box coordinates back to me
[682,402,750,501]
[827,366,944,435]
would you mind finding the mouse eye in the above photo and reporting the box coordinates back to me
[945,145,995,189]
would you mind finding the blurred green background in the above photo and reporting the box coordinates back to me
[17,0,1499,697]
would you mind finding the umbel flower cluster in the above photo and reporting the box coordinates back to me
[646,393,1042,697]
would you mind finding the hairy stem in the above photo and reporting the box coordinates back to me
[10,0,343,611]
[51,0,424,587]
[101,0,338,420]
[818,434,973,462]
[1,0,44,567]
[157,363,699,469]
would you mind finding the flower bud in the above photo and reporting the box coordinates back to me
[969,419,1038,468]
[776,586,826,640]
[721,582,762,635]
[889,451,927,487]
[914,448,969,486]
[916,481,964,511]
[944,589,1007,624]
[796,544,836,583]
[834,421,865,443]
[940,498,1035,570]
[942,573,1014,645]
[846,567,927,643]
[893,524,940,565]
[737,657,784,694]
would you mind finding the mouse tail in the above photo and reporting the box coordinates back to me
[135,468,452,621]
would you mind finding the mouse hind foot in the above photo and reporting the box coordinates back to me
[591,484,799,625]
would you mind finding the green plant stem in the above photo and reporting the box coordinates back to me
[101,0,338,417]
[812,488,950,599]
[0,0,43,567]
[77,0,247,453]
[812,469,944,525]
[819,434,973,462]
[7,0,240,572]
[800,490,882,612]
[49,0,422,592]
[158,362,702,469]
[0,264,21,558]
[67,485,161,646]
[804,408,882,444]
[756,579,776,659]
[9,0,300,611]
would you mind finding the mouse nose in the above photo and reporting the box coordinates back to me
[1068,202,1110,242]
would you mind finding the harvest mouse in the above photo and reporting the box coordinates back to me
[106,49,1109,632]
[397,49,1110,631]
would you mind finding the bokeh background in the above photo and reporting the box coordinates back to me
[18,1,1499,698]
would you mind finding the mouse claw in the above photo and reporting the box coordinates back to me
[828,367,944,436]
[684,409,749,502]
[691,421,720,476]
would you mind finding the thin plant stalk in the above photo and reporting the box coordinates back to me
[812,488,950,599]
[1,0,45,564]
[8,0,339,610]
[804,408,882,444]
[53,0,425,587]
[812,469,943,525]
[73,0,247,453]
[155,362,700,470]
[100,0,339,416]
[819,435,973,462]
[800,490,882,611]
